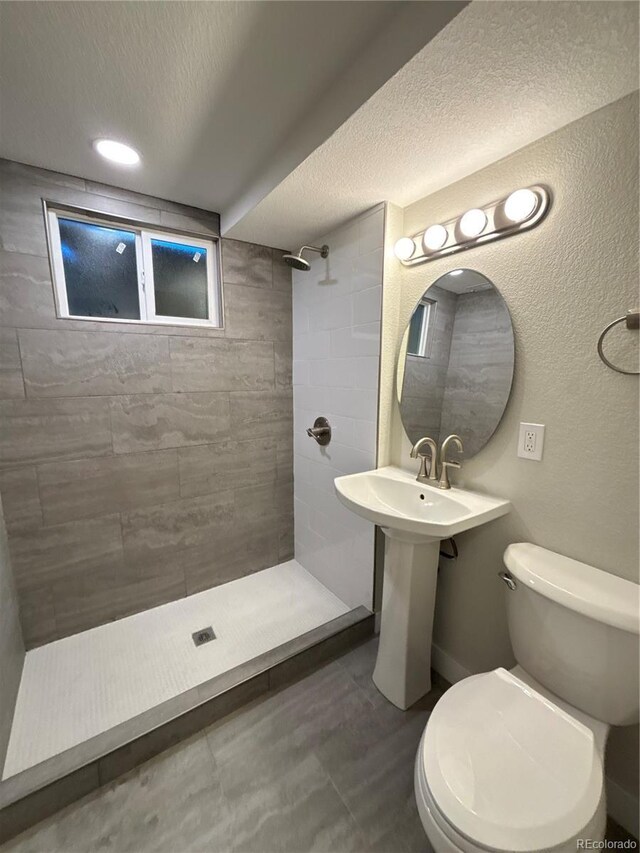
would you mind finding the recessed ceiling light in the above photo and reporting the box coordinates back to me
[394,237,416,261]
[93,139,141,166]
[450,269,463,276]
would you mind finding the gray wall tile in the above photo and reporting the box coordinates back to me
[0,493,25,777]
[9,514,123,593]
[0,468,43,531]
[14,587,57,648]
[19,329,172,398]
[178,438,276,498]
[224,284,292,342]
[121,492,234,569]
[0,398,112,468]
[274,341,292,388]
[0,330,24,400]
[276,436,294,483]
[229,390,293,440]
[38,451,180,526]
[0,160,292,641]
[183,519,279,596]
[52,571,186,639]
[159,208,220,235]
[222,239,272,288]
[110,393,230,454]
[169,338,274,393]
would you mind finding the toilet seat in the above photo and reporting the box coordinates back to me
[418,668,604,852]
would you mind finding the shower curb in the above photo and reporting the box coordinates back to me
[0,606,374,845]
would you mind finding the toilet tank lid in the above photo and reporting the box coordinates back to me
[504,543,639,634]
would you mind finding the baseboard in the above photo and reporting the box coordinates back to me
[606,774,640,840]
[431,643,472,685]
[430,645,639,841]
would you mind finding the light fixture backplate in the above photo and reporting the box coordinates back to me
[399,185,551,267]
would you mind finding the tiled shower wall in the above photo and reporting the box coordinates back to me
[0,159,293,648]
[293,205,383,610]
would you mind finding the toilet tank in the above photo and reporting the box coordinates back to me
[503,543,640,726]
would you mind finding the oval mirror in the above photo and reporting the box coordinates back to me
[397,269,514,458]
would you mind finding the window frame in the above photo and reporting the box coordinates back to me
[44,201,223,330]
[408,297,437,359]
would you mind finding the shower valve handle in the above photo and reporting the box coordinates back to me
[306,417,331,446]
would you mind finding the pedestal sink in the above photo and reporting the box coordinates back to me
[334,466,510,710]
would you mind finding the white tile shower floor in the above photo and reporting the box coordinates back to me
[3,561,349,779]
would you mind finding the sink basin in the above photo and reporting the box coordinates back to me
[334,465,511,710]
[335,465,510,541]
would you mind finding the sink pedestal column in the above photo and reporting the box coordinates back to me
[373,529,440,710]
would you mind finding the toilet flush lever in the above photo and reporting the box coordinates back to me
[498,571,517,591]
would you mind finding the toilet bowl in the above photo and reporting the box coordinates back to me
[413,543,639,853]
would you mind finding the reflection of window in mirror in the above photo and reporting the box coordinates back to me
[407,297,436,358]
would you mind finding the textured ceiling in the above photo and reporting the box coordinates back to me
[0,0,414,211]
[228,1,639,248]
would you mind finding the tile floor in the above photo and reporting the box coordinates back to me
[4,561,349,778]
[2,638,634,853]
[1,639,441,853]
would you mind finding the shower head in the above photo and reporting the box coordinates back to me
[282,244,329,271]
[282,252,311,271]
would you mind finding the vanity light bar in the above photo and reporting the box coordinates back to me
[394,185,551,266]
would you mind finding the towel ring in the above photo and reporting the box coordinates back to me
[597,309,639,375]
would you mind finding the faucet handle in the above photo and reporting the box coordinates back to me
[438,435,464,489]
[410,436,438,483]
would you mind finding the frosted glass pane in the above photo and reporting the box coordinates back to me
[151,239,208,320]
[408,302,427,355]
[58,218,140,319]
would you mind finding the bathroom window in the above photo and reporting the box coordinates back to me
[407,297,436,358]
[46,206,222,328]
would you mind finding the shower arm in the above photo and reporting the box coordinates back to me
[299,244,329,258]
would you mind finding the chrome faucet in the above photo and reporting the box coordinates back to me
[438,435,464,489]
[410,437,439,484]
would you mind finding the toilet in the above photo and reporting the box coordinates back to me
[414,542,640,853]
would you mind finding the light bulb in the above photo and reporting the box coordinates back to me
[504,188,538,223]
[459,208,487,238]
[423,224,448,252]
[394,237,416,261]
[93,139,141,166]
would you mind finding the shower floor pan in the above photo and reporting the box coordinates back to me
[0,561,373,842]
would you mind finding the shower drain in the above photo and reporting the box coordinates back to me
[192,626,216,647]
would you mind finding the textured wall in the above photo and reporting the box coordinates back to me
[0,159,293,647]
[0,494,24,775]
[293,205,383,609]
[381,93,639,829]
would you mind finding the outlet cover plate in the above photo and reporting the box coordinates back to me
[518,423,545,461]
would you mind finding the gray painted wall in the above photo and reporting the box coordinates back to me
[0,493,24,775]
[0,159,293,648]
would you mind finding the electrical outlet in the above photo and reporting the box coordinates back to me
[517,423,545,461]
